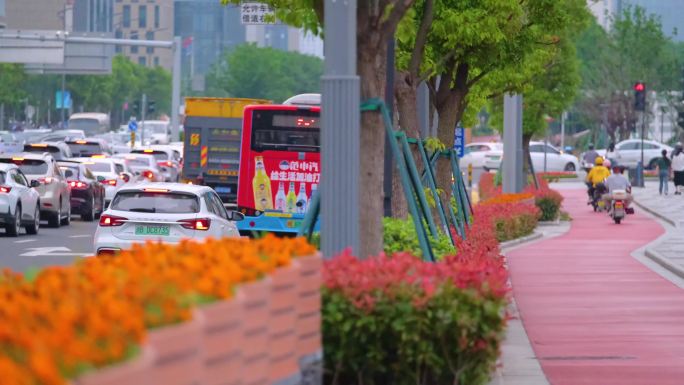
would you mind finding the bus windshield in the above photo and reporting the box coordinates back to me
[251,110,320,153]
[68,118,107,136]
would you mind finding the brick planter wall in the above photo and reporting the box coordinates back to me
[74,254,321,385]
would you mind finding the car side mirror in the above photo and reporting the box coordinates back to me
[96,175,106,182]
[227,211,245,222]
[30,180,40,188]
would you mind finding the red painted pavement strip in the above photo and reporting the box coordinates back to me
[505,188,684,385]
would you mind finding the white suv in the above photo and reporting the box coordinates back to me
[94,183,243,255]
[0,153,71,228]
[0,164,41,236]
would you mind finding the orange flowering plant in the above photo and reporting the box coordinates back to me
[0,235,315,385]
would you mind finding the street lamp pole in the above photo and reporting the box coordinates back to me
[321,0,360,257]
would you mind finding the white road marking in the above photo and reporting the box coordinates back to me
[20,247,90,257]
[14,239,37,244]
[69,234,92,238]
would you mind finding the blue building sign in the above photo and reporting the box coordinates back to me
[454,125,465,158]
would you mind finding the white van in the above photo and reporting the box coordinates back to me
[68,113,110,137]
[140,120,171,144]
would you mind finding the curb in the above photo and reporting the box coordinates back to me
[538,219,561,226]
[500,231,544,250]
[633,198,676,227]
[644,245,684,280]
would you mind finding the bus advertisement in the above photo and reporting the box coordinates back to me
[236,104,321,235]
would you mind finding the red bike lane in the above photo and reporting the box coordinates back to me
[507,188,684,385]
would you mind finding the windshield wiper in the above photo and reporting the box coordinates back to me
[129,208,156,213]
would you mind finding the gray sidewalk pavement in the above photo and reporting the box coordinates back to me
[631,180,684,278]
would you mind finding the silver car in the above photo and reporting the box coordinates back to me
[0,153,71,228]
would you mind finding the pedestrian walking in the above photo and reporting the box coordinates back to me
[671,143,684,195]
[657,149,672,195]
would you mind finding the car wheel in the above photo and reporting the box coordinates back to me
[564,163,576,172]
[25,205,39,235]
[6,205,21,237]
[95,195,104,219]
[82,196,95,222]
[48,202,61,228]
[61,203,71,226]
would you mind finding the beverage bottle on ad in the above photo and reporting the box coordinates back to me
[296,183,308,213]
[252,156,273,210]
[275,182,286,212]
[286,181,297,213]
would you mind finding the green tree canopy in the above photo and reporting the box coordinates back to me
[205,44,323,102]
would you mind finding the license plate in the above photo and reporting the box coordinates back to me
[135,225,170,236]
[215,186,231,194]
[286,220,302,229]
[598,201,605,207]
[615,202,623,208]
[488,156,501,160]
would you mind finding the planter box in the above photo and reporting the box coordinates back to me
[239,277,272,385]
[296,254,322,360]
[200,292,245,385]
[268,263,300,383]
[73,346,156,385]
[71,254,321,385]
[147,312,205,385]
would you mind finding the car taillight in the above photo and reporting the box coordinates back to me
[99,214,127,227]
[68,181,87,189]
[104,179,118,186]
[143,170,155,180]
[158,161,174,167]
[178,218,211,231]
[38,177,53,184]
[0,186,11,193]
[119,174,131,183]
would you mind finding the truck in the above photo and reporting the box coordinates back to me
[181,97,270,203]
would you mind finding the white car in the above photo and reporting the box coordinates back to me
[94,183,243,255]
[140,120,171,145]
[130,147,181,182]
[0,163,41,236]
[112,153,164,182]
[529,142,579,172]
[460,142,503,171]
[0,132,24,154]
[0,153,72,228]
[613,139,673,169]
[72,157,132,206]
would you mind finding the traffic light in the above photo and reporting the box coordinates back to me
[147,100,156,115]
[634,82,646,111]
[133,100,141,115]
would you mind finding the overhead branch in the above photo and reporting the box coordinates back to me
[381,0,416,36]
[408,0,434,78]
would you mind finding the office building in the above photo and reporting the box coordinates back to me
[4,0,68,30]
[114,0,174,70]
[0,0,6,29]
[174,1,323,92]
[72,0,113,33]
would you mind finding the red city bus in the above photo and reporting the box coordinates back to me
[236,104,321,234]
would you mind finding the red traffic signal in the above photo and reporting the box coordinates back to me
[634,82,645,92]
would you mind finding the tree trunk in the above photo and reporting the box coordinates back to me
[392,70,422,219]
[357,36,388,258]
[522,132,533,186]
